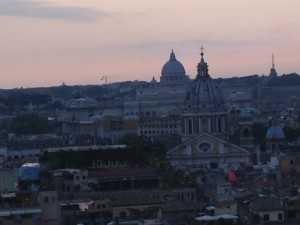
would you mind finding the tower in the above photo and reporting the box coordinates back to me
[239,108,254,149]
[269,54,277,77]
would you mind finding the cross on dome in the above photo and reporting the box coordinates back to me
[200,45,205,59]
[200,45,204,53]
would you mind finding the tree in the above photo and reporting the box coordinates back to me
[9,114,49,135]
[253,123,268,151]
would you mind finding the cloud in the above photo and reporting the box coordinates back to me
[0,0,111,22]
[125,38,284,52]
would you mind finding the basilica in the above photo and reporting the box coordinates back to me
[133,50,190,117]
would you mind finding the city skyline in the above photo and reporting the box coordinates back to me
[1,0,300,89]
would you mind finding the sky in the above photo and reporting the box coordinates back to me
[0,0,300,89]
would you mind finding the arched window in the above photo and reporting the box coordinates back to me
[243,127,250,137]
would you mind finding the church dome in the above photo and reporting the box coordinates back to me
[187,78,224,105]
[161,50,185,77]
[266,125,285,139]
[186,51,224,106]
[150,77,158,84]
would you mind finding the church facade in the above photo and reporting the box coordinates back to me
[166,50,251,173]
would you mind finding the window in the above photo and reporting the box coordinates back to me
[243,126,249,137]
[51,196,56,203]
[278,213,283,220]
[263,214,269,221]
[290,160,294,165]
[104,161,109,167]
[199,143,211,152]
[112,161,117,167]
[44,196,49,203]
[97,160,102,168]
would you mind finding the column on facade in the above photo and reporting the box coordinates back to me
[222,116,226,133]
[208,117,211,133]
[184,117,187,134]
[198,117,201,134]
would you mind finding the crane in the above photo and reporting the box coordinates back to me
[101,76,112,85]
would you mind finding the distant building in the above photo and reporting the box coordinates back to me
[137,115,181,140]
[250,197,284,223]
[280,154,300,188]
[133,50,190,117]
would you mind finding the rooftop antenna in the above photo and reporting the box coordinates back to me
[269,53,277,77]
[272,53,275,69]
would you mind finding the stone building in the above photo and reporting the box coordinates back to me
[167,50,250,173]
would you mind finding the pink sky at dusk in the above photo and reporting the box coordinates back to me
[0,0,299,89]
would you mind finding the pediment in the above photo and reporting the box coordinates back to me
[166,132,250,157]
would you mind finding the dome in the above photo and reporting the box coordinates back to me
[161,50,185,77]
[150,77,158,84]
[186,50,224,106]
[186,77,224,105]
[266,125,285,139]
